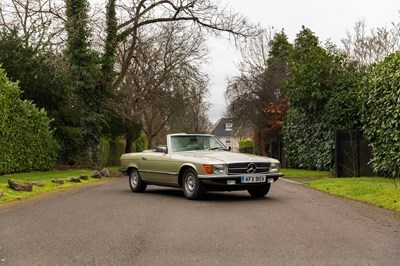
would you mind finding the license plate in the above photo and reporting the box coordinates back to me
[241,175,266,183]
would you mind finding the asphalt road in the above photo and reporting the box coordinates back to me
[1,177,399,266]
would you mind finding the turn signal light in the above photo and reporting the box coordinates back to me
[203,164,213,174]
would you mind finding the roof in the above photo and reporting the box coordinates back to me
[211,118,234,137]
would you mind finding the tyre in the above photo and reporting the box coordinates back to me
[129,168,147,193]
[247,184,271,198]
[182,168,204,200]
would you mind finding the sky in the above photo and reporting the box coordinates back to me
[205,0,400,123]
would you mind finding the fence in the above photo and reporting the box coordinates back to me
[334,128,374,177]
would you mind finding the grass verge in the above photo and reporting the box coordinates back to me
[281,168,332,179]
[307,177,400,211]
[0,169,113,204]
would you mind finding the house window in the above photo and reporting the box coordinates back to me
[225,123,232,131]
[226,138,231,144]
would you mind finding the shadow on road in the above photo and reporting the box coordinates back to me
[123,186,277,202]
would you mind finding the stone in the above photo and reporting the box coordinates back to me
[32,181,45,187]
[92,170,102,179]
[51,179,65,185]
[79,174,89,180]
[8,179,33,192]
[67,177,81,183]
[100,168,110,177]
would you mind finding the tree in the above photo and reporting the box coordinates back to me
[0,30,72,126]
[112,0,259,91]
[283,27,362,170]
[0,0,65,52]
[225,29,291,156]
[341,19,400,66]
[65,0,102,165]
[114,23,210,148]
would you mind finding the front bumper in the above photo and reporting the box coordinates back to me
[197,172,284,190]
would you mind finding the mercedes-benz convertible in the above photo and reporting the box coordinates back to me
[120,133,283,200]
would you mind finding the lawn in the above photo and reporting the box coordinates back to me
[0,169,114,204]
[281,168,332,179]
[307,177,400,211]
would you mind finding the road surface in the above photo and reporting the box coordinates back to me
[1,177,399,265]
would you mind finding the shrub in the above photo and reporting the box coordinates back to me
[100,138,125,166]
[239,139,254,154]
[360,51,400,178]
[0,68,59,174]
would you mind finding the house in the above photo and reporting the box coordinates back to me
[211,118,253,152]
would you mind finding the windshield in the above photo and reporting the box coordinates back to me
[170,135,227,152]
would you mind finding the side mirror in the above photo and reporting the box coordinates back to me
[156,146,168,153]
[228,146,232,151]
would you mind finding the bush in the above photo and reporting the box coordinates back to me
[100,138,125,166]
[360,51,400,178]
[0,68,59,174]
[134,132,148,152]
[283,108,334,170]
[239,139,254,154]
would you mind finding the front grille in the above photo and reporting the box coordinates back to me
[228,162,270,174]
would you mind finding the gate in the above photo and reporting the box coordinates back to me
[335,128,374,177]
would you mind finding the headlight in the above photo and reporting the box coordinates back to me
[203,164,225,174]
[212,164,225,174]
[270,162,280,173]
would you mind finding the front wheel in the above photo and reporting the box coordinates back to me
[129,168,147,193]
[182,168,204,200]
[247,184,271,198]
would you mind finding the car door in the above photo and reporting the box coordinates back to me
[139,152,177,184]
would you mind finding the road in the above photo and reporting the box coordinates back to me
[0,177,399,266]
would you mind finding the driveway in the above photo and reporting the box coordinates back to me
[0,177,399,265]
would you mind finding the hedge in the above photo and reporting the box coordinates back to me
[0,68,59,174]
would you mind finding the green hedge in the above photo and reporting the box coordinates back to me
[283,108,334,171]
[239,139,254,154]
[360,51,400,178]
[0,68,59,174]
[101,139,125,166]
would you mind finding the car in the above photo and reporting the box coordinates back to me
[120,133,284,200]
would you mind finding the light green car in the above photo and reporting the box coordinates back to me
[120,134,283,200]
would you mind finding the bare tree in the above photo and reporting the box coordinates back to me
[0,0,66,52]
[341,18,400,66]
[114,22,210,147]
[111,0,259,90]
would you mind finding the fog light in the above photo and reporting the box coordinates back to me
[267,178,274,183]
[227,180,236,185]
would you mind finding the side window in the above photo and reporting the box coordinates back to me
[225,138,231,145]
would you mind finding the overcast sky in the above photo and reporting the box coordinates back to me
[206,0,400,123]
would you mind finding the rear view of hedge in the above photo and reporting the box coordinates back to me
[0,68,59,174]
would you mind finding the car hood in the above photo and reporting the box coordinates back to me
[175,151,278,164]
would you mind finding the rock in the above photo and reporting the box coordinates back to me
[32,181,45,187]
[92,170,102,179]
[67,177,81,183]
[79,174,89,180]
[100,168,110,177]
[51,179,65,185]
[8,179,33,192]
